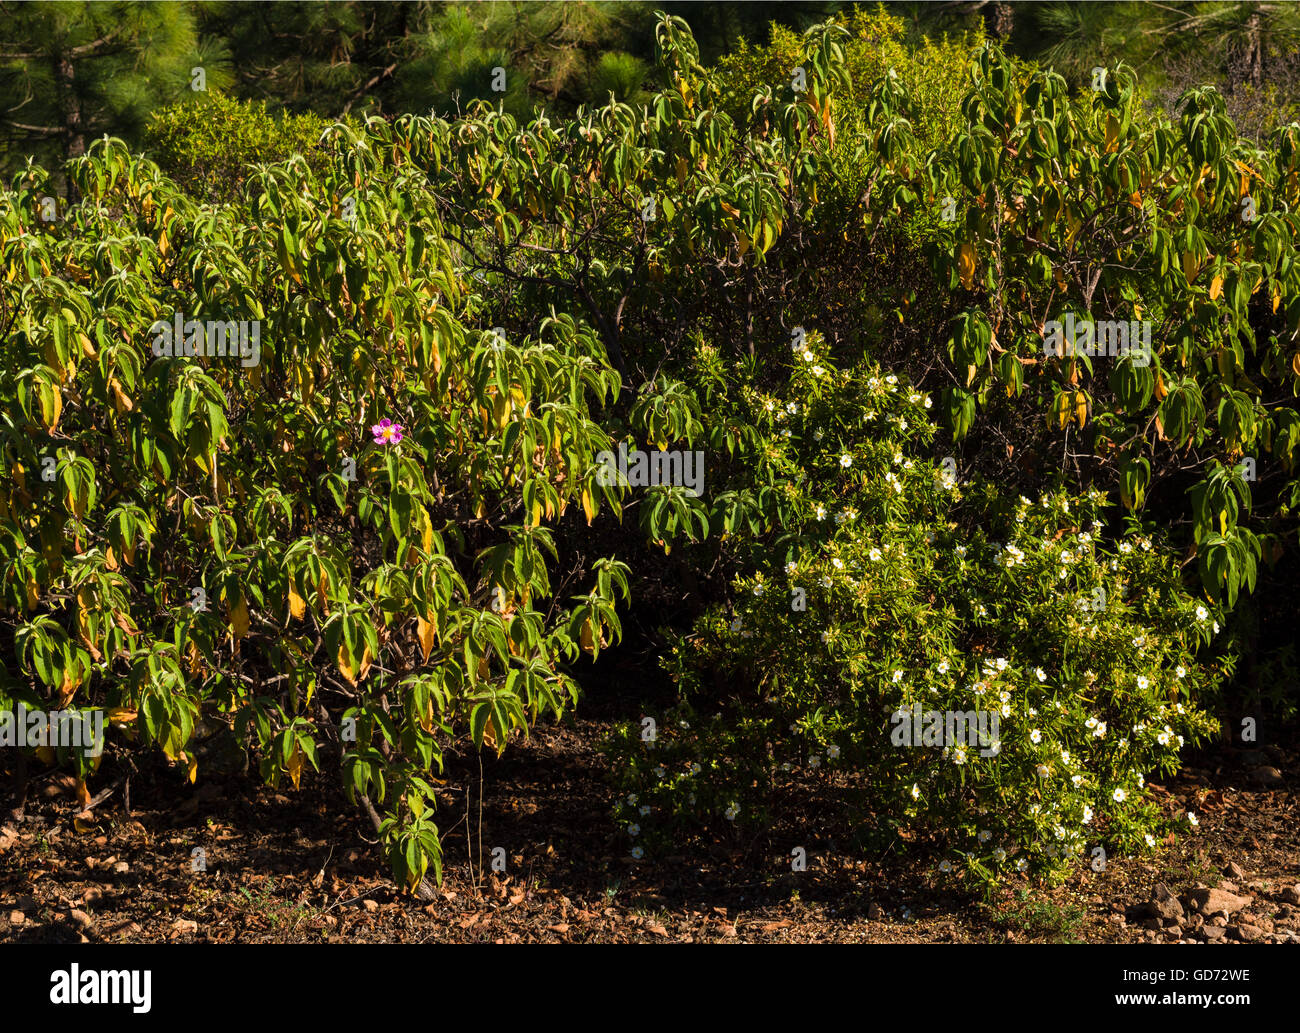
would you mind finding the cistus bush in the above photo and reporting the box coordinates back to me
[0,131,630,894]
[607,340,1226,887]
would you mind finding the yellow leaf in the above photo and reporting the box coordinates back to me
[337,644,358,686]
[229,595,250,640]
[186,753,198,784]
[75,778,91,810]
[109,378,133,413]
[106,707,137,725]
[287,584,306,621]
[73,816,97,835]
[1209,275,1224,301]
[105,545,119,571]
[580,618,596,655]
[358,644,373,682]
[957,240,977,289]
[416,615,437,662]
[581,486,596,525]
[1104,113,1120,152]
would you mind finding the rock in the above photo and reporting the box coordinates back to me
[1151,884,1184,921]
[8,910,25,926]
[112,860,129,874]
[1228,923,1265,942]
[1248,766,1283,785]
[1225,862,1245,880]
[361,899,379,912]
[1202,925,1227,941]
[1142,917,1164,931]
[1280,885,1300,906]
[1164,926,1183,939]
[1219,879,1239,892]
[867,902,884,920]
[172,919,198,935]
[68,909,93,931]
[1209,914,1229,927]
[1186,887,1252,916]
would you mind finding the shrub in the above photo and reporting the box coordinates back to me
[145,93,337,203]
[607,339,1226,886]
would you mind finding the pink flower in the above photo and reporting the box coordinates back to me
[371,418,404,445]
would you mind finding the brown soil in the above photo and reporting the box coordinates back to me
[2,698,1297,944]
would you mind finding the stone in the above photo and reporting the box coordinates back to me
[1202,925,1227,941]
[68,909,93,931]
[8,911,24,926]
[1228,923,1264,942]
[1279,885,1300,906]
[1248,766,1283,785]
[1225,862,1245,880]
[1209,914,1229,927]
[1186,887,1252,916]
[1151,884,1184,921]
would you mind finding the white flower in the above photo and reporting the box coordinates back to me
[1035,667,1047,682]
[690,763,701,774]
[639,805,651,816]
[1119,541,1132,554]
[994,658,1008,671]
[786,402,798,415]
[626,793,638,805]
[937,660,950,674]
[820,631,829,643]
[1016,858,1028,873]
[1071,774,1084,787]
[977,829,991,843]
[785,561,798,576]
[1085,716,1098,729]
[1176,666,1186,679]
[868,548,882,562]
[911,783,920,800]
[992,846,1007,862]
[1112,788,1126,802]
[976,604,987,617]
[1136,675,1149,690]
[1187,811,1198,826]
[1094,722,1106,738]
[811,365,825,377]
[885,375,897,385]
[654,766,666,779]
[827,745,840,760]
[839,454,852,468]
[1144,834,1155,847]
[628,823,641,836]
[938,859,952,873]
[1082,805,1093,824]
[1030,729,1042,744]
[764,399,775,413]
[1156,731,1171,746]
[1213,621,1220,634]
[814,429,824,441]
[832,557,844,570]
[631,845,644,859]
[1195,605,1208,621]
[955,545,967,558]
[808,755,821,769]
[1036,763,1051,778]
[892,669,904,683]
[953,745,968,765]
[724,805,739,821]
[802,350,815,363]
[1060,750,1070,765]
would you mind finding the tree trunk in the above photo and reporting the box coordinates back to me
[54,51,86,163]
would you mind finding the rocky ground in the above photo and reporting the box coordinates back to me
[2,702,1296,944]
